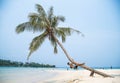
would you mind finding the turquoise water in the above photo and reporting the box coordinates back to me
[0,67,57,83]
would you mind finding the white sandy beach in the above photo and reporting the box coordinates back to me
[42,69,120,83]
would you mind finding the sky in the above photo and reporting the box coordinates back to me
[0,0,120,67]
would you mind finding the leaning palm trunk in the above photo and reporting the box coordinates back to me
[54,35,113,78]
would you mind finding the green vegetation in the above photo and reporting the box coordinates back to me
[16,4,81,60]
[0,59,55,68]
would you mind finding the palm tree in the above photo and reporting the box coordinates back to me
[16,4,112,77]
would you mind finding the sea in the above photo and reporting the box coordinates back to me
[0,67,58,83]
[0,67,120,83]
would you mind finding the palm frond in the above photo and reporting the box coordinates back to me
[29,13,47,31]
[36,4,46,17]
[49,36,56,46]
[49,35,58,54]
[57,16,65,22]
[16,22,32,33]
[47,6,54,24]
[54,28,66,42]
[28,13,39,25]
[54,27,81,42]
[27,32,48,60]
[27,51,33,60]
[61,34,66,43]
[16,21,46,33]
[51,16,58,27]
[57,27,81,35]
[51,16,65,28]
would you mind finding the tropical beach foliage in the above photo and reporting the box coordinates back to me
[0,59,55,68]
[16,4,81,60]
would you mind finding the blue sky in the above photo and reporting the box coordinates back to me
[0,0,120,67]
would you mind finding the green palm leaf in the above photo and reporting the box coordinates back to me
[16,22,32,33]
[36,4,46,17]
[29,13,39,25]
[54,27,81,42]
[49,36,58,53]
[51,16,65,28]
[57,27,80,35]
[29,13,47,32]
[47,6,54,25]
[27,32,48,60]
[57,16,65,22]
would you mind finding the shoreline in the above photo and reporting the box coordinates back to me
[0,67,120,83]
